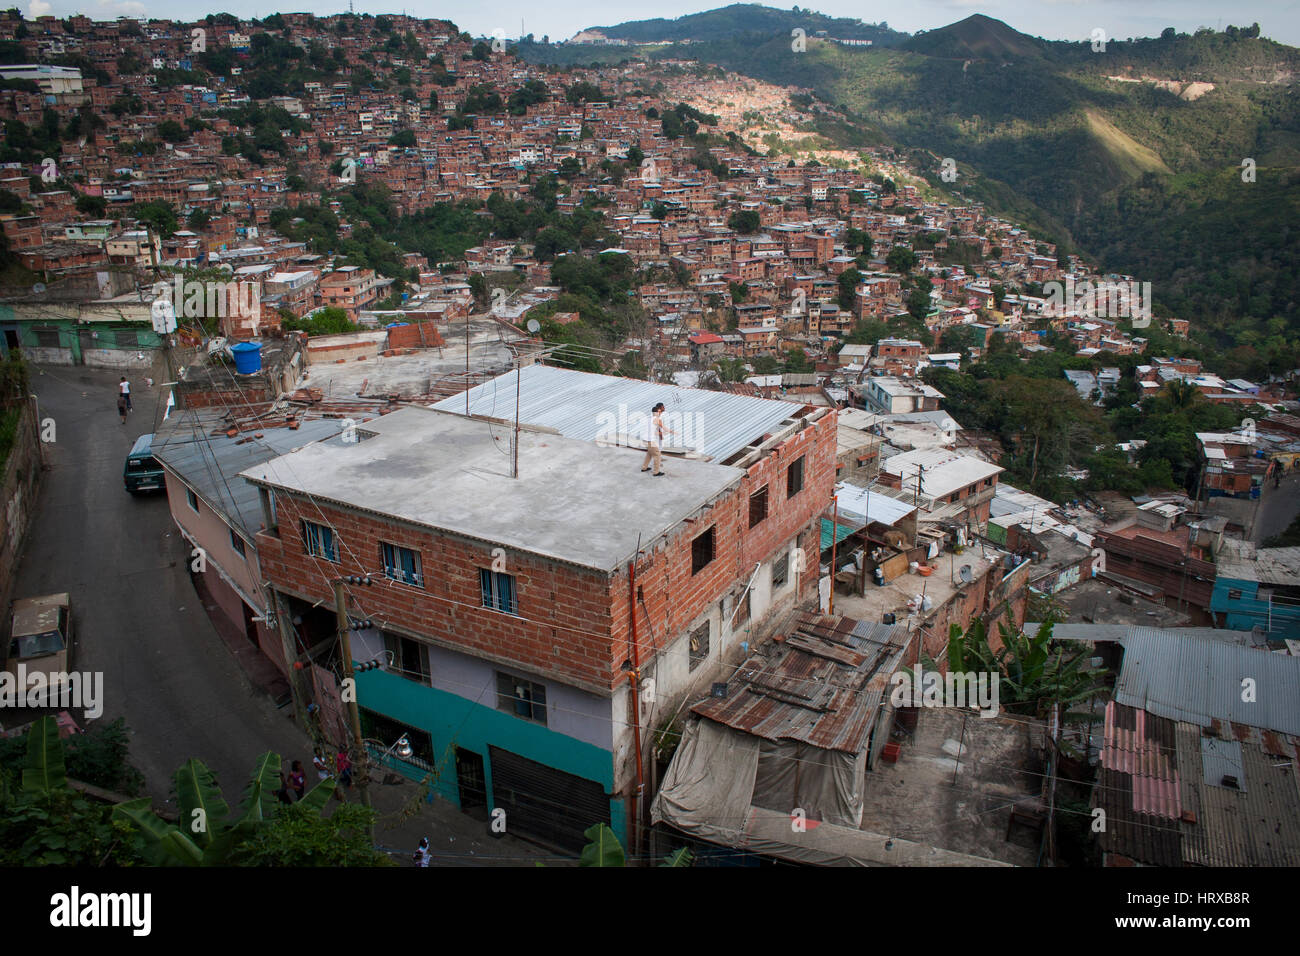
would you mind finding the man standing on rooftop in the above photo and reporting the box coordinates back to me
[640,402,675,477]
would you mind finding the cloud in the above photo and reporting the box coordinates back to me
[96,0,148,14]
[27,0,52,16]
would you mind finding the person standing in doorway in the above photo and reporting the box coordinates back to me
[116,392,128,425]
[119,377,132,412]
[640,402,676,477]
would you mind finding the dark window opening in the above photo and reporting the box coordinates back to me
[692,527,715,575]
[787,456,805,498]
[749,486,768,527]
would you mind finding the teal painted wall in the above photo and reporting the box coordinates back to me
[356,669,626,844]
[1211,577,1300,640]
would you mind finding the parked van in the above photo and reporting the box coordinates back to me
[124,433,165,494]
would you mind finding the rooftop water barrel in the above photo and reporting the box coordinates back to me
[231,341,262,374]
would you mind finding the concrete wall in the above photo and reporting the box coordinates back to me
[354,665,625,843]
[0,399,42,624]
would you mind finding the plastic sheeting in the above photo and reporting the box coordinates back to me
[751,739,865,827]
[651,716,759,845]
[652,719,1009,866]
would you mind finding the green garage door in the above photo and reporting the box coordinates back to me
[488,746,610,852]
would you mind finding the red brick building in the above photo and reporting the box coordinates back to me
[241,367,837,851]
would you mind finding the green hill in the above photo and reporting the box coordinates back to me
[901,13,1047,60]
[586,4,907,45]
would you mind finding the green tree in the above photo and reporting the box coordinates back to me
[886,246,917,274]
[132,200,177,238]
[727,209,760,233]
[113,753,341,866]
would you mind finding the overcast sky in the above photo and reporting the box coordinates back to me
[31,1,1300,47]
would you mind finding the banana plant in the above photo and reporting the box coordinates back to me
[577,823,694,867]
[113,752,336,866]
[20,715,68,797]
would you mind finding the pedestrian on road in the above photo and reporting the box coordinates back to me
[119,377,132,412]
[336,749,353,790]
[274,771,293,805]
[288,760,306,801]
[640,402,676,477]
[116,393,128,424]
[313,749,332,782]
[413,836,431,867]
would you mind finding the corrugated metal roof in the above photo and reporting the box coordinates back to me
[429,364,804,463]
[834,481,915,528]
[1023,623,1256,646]
[691,614,909,753]
[1096,701,1182,866]
[1115,628,1300,735]
[153,411,346,538]
[820,518,859,551]
[1177,721,1300,866]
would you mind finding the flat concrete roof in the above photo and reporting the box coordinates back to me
[239,405,745,572]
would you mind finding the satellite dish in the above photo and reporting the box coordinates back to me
[959,564,973,584]
[526,319,540,333]
[31,283,45,294]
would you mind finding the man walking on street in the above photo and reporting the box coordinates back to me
[119,377,132,412]
[640,402,676,477]
[413,836,431,867]
[117,392,128,425]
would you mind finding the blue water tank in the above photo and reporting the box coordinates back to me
[231,341,262,374]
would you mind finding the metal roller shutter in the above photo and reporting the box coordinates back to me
[488,745,610,852]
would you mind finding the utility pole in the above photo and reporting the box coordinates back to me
[333,578,373,838]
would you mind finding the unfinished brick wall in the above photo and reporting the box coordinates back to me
[253,409,838,699]
[610,410,838,664]
[384,321,446,350]
[256,495,619,694]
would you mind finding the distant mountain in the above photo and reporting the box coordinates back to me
[582,4,907,46]
[901,13,1046,60]
[536,6,1300,339]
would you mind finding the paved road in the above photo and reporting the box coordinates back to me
[1254,468,1300,545]
[9,363,560,862]
[10,364,308,806]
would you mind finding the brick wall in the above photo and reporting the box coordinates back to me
[255,409,837,690]
[385,321,447,350]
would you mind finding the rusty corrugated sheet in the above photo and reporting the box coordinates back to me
[691,612,908,754]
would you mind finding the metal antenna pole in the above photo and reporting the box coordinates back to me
[512,360,521,479]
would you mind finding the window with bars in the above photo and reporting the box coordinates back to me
[772,551,789,589]
[230,528,246,557]
[303,519,338,561]
[381,542,423,587]
[689,622,709,671]
[497,672,546,724]
[480,568,518,615]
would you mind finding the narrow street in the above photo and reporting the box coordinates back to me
[9,364,309,805]
[1254,467,1300,545]
[9,363,558,862]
